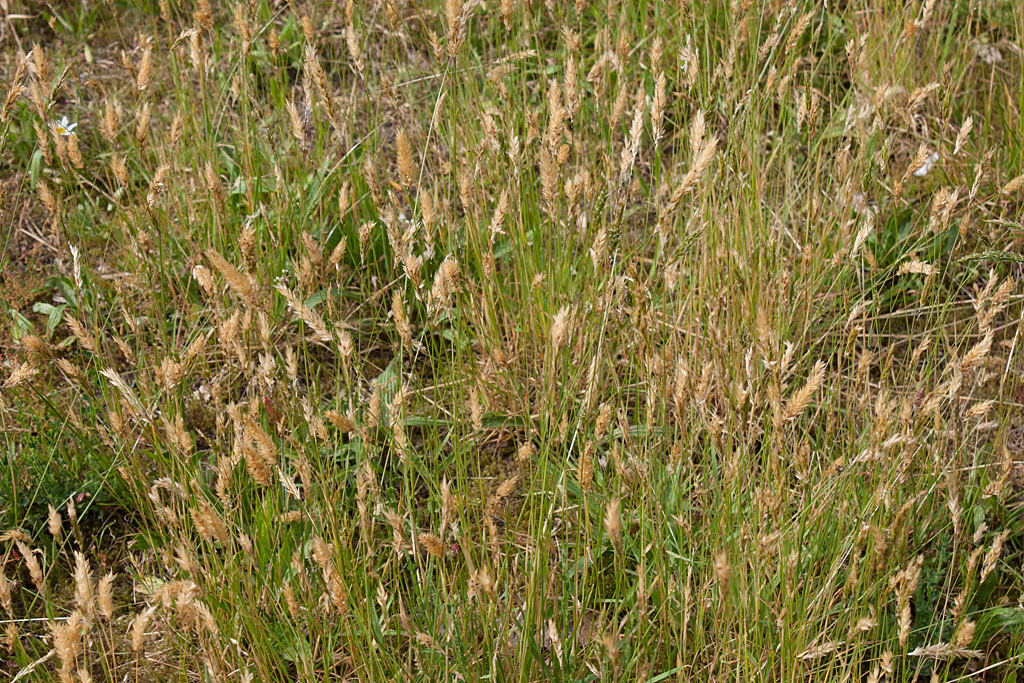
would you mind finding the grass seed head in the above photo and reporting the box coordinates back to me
[97,572,116,619]
[129,605,157,652]
[17,541,45,593]
[397,128,416,187]
[550,305,571,355]
[0,568,13,617]
[604,498,622,555]
[713,550,731,597]
[72,551,93,618]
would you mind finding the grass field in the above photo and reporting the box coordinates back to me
[1,0,1024,680]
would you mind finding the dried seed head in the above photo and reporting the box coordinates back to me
[282,582,298,618]
[428,256,460,320]
[384,508,407,554]
[191,498,230,544]
[550,305,571,355]
[97,572,116,619]
[66,134,83,169]
[37,179,58,216]
[311,537,348,615]
[396,128,416,188]
[954,116,973,156]
[486,474,519,518]
[0,568,13,616]
[659,132,719,233]
[782,360,827,421]
[345,22,365,75]
[51,613,84,676]
[325,409,355,433]
[3,361,39,389]
[579,440,594,490]
[2,57,28,122]
[785,11,814,56]
[129,605,157,652]
[97,98,120,144]
[500,0,514,29]
[476,566,496,600]
[604,497,622,555]
[617,93,646,186]
[517,441,534,462]
[99,367,148,420]
[419,533,446,557]
[953,619,976,649]
[16,541,45,593]
[713,550,731,597]
[329,235,348,268]
[469,387,483,431]
[539,146,558,208]
[136,47,153,91]
[73,551,93,618]
[110,155,129,187]
[32,42,50,85]
[206,249,257,307]
[233,4,252,54]
[337,328,354,365]
[651,71,666,148]
[34,121,51,165]
[595,403,612,442]
[980,530,1007,584]
[439,478,457,537]
[275,281,332,343]
[248,419,277,480]
[392,290,414,348]
[1002,173,1024,196]
[286,99,306,143]
[135,102,152,145]
[961,330,994,372]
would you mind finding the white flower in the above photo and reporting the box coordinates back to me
[54,116,77,137]
[914,151,940,177]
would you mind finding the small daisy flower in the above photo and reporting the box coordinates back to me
[54,116,77,137]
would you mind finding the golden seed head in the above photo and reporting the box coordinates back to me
[136,47,153,91]
[0,567,13,616]
[72,551,94,618]
[604,498,622,555]
[396,128,416,188]
[47,504,62,539]
[713,550,731,595]
[97,572,116,620]
[129,605,157,652]
[419,533,446,558]
[550,305,571,354]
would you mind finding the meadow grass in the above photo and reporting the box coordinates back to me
[1,0,1024,680]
